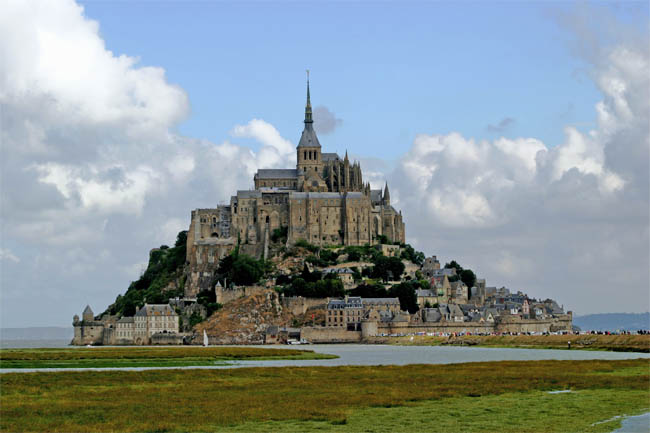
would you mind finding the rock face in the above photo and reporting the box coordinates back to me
[192,289,326,344]
[193,289,290,344]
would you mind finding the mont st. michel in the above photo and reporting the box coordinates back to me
[72,81,571,346]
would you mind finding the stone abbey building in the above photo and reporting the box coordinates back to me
[185,81,406,294]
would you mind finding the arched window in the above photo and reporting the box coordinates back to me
[309,150,312,160]
[266,215,270,223]
[314,151,318,160]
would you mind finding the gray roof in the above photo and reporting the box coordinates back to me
[346,192,364,199]
[363,298,400,305]
[255,169,298,180]
[322,152,340,161]
[117,317,134,323]
[83,305,93,315]
[416,289,435,297]
[237,190,262,199]
[323,267,354,274]
[298,123,321,148]
[290,192,345,199]
[370,190,382,202]
[134,304,176,317]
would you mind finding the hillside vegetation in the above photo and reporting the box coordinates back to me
[103,231,188,317]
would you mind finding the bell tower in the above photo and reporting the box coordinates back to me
[297,71,323,177]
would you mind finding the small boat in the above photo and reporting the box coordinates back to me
[203,330,209,347]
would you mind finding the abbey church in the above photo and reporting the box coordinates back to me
[185,80,406,294]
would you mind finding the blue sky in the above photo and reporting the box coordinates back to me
[1,1,648,326]
[79,1,622,158]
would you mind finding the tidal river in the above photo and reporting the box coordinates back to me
[1,343,648,373]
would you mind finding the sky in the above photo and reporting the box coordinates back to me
[0,0,648,327]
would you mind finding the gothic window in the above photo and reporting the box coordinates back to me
[304,151,307,160]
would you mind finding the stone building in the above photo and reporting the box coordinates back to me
[326,296,402,330]
[71,305,106,345]
[133,304,179,345]
[185,80,406,295]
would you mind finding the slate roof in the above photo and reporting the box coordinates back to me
[416,289,436,297]
[117,317,134,323]
[323,267,354,275]
[237,190,262,198]
[83,305,94,315]
[370,190,382,202]
[291,192,344,199]
[363,298,400,305]
[255,169,298,179]
[135,304,176,317]
[298,124,321,148]
[321,152,340,161]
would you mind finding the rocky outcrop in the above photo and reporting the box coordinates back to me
[192,289,326,344]
[193,289,290,344]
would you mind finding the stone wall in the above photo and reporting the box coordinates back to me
[377,322,495,335]
[281,296,326,316]
[215,285,268,305]
[71,322,105,345]
[495,314,573,334]
[151,333,184,345]
[301,326,362,343]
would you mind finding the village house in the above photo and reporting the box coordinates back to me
[133,304,180,345]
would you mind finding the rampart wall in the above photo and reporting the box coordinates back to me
[302,326,362,343]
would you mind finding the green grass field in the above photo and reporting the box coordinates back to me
[1,358,648,432]
[0,346,336,369]
[385,333,650,352]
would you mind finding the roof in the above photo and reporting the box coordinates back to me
[298,123,321,148]
[416,289,435,297]
[290,192,345,199]
[117,317,134,323]
[346,192,364,199]
[321,152,340,162]
[370,190,382,202]
[237,190,262,199]
[255,169,298,180]
[83,305,93,315]
[363,298,400,305]
[135,304,177,317]
[322,267,354,274]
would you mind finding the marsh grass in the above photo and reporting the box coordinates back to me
[390,334,650,352]
[0,347,336,368]
[1,359,648,432]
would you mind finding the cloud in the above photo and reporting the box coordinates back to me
[0,249,20,263]
[0,0,295,326]
[0,0,647,327]
[386,11,648,314]
[486,117,516,133]
[313,105,343,134]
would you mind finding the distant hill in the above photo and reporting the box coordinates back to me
[573,313,649,331]
[0,327,73,340]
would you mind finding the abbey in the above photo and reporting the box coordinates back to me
[185,81,406,294]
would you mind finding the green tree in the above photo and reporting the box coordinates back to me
[388,282,419,314]
[460,269,477,292]
[231,254,264,286]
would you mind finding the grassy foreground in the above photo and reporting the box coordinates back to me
[0,346,336,369]
[1,359,648,432]
[384,333,650,352]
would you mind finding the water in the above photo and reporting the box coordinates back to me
[1,339,70,349]
[612,413,650,433]
[1,343,647,373]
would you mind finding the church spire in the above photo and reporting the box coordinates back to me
[384,182,390,205]
[304,69,313,124]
